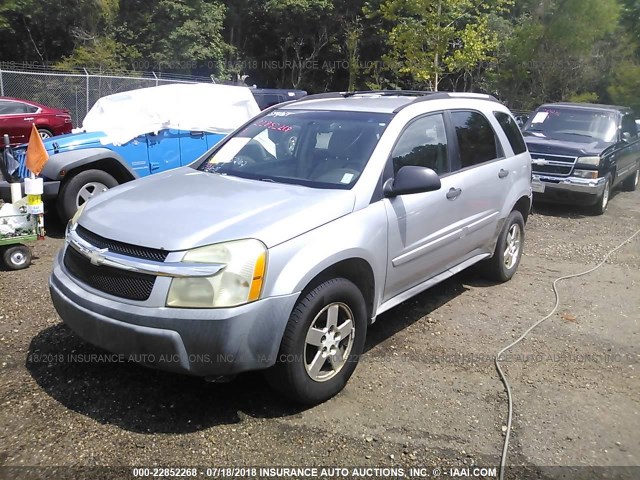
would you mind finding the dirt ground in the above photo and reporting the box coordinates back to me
[1,188,639,480]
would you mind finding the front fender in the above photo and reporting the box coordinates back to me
[263,202,388,315]
[41,148,137,181]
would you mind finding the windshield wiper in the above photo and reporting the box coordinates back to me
[557,132,595,139]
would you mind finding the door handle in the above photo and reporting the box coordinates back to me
[498,169,509,179]
[446,187,462,200]
[23,117,34,121]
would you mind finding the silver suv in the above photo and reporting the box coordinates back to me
[50,91,532,404]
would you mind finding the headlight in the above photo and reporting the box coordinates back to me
[573,169,599,179]
[576,156,600,166]
[166,239,267,308]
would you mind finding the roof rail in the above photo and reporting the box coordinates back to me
[393,91,501,112]
[298,92,347,101]
[299,90,435,102]
[344,90,435,97]
[287,89,502,110]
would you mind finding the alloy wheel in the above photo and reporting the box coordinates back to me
[304,302,355,382]
[503,223,522,270]
[76,182,108,207]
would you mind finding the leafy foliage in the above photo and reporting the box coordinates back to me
[0,0,637,113]
[370,0,509,90]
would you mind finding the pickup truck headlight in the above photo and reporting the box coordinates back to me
[573,169,599,179]
[576,156,601,166]
[166,239,267,308]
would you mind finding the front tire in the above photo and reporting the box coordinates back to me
[621,164,639,192]
[265,278,367,405]
[483,210,525,282]
[592,175,611,215]
[57,169,118,222]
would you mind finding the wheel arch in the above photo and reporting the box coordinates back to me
[297,258,376,322]
[41,148,137,184]
[62,157,136,185]
[512,194,531,224]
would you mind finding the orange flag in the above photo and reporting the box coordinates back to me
[25,124,49,176]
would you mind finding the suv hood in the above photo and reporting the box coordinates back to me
[79,168,356,251]
[41,131,107,154]
[524,133,613,157]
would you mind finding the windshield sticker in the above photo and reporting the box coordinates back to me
[254,119,294,132]
[341,172,355,184]
[267,111,296,117]
[531,112,549,123]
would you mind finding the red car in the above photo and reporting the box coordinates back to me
[0,96,73,146]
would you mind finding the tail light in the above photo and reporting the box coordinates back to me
[56,114,72,124]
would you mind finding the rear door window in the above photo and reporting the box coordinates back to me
[450,111,500,168]
[0,100,27,115]
[494,111,527,154]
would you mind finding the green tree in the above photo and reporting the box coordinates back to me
[489,0,619,109]
[619,0,640,55]
[608,61,640,112]
[113,0,229,75]
[369,0,509,91]
[0,0,116,64]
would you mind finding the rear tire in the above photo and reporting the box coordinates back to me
[483,210,525,282]
[37,128,53,140]
[57,169,118,223]
[621,164,639,192]
[265,278,367,405]
[1,245,32,270]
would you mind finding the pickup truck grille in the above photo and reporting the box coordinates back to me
[64,246,156,301]
[530,153,577,177]
[76,225,169,262]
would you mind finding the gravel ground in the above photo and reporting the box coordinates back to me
[0,188,639,480]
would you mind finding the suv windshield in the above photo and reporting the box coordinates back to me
[199,109,391,189]
[524,107,617,143]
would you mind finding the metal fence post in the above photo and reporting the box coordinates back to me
[0,67,4,96]
[84,68,90,116]
[152,71,159,87]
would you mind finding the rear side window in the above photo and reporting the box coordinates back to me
[391,113,449,175]
[494,111,527,154]
[450,111,499,168]
[0,100,27,115]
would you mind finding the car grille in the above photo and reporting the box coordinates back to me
[63,246,156,301]
[530,153,576,177]
[76,225,169,262]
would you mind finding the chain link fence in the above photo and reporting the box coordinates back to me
[0,64,216,127]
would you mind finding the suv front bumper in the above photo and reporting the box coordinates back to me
[49,250,299,376]
[532,174,606,205]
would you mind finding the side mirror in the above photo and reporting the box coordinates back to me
[384,165,441,197]
[621,131,632,143]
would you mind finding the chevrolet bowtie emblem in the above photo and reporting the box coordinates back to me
[532,158,549,166]
[85,247,108,266]
[72,239,108,266]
